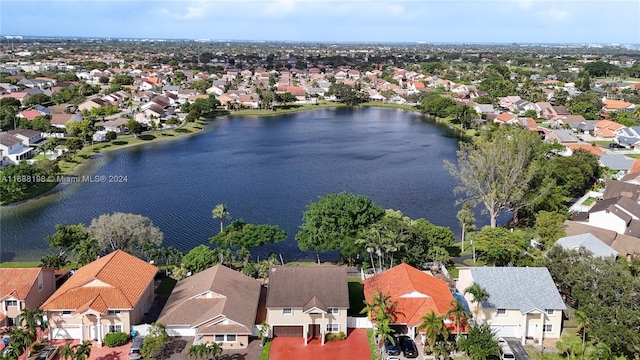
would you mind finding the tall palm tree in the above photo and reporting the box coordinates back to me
[585,343,614,360]
[446,299,470,342]
[418,310,449,355]
[212,204,231,233]
[187,344,199,360]
[556,333,583,359]
[205,342,222,359]
[16,308,38,337]
[361,288,396,323]
[464,283,490,319]
[9,327,33,358]
[372,318,396,355]
[575,309,589,357]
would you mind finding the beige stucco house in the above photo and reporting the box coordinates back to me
[41,250,157,345]
[0,268,57,327]
[265,266,349,345]
[456,267,565,345]
[157,264,261,349]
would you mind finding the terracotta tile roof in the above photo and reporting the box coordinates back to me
[496,112,516,122]
[596,119,626,131]
[566,144,605,156]
[363,264,455,328]
[19,110,41,121]
[41,250,157,313]
[631,159,640,174]
[603,99,633,110]
[0,268,43,300]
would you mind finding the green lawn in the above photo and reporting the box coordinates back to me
[259,340,271,360]
[582,197,598,206]
[366,329,380,360]
[626,153,640,159]
[0,261,40,268]
[360,102,418,111]
[592,141,613,146]
[231,101,345,116]
[348,279,365,316]
[155,276,177,295]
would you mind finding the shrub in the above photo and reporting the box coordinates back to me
[31,343,44,353]
[104,332,129,347]
[325,331,346,341]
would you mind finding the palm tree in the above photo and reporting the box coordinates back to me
[585,343,614,360]
[372,318,396,355]
[464,283,490,319]
[60,344,74,360]
[212,204,231,233]
[187,344,199,360]
[16,308,40,338]
[8,327,33,358]
[575,309,589,357]
[205,342,222,359]
[446,299,470,343]
[73,341,92,360]
[418,310,449,355]
[361,288,396,323]
[556,333,583,359]
[457,201,476,253]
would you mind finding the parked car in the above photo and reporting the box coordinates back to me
[609,142,624,148]
[500,343,515,360]
[128,336,145,360]
[398,335,418,358]
[35,346,59,360]
[384,337,401,356]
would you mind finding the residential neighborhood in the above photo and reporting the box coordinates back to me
[1,21,640,360]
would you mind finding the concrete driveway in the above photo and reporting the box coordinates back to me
[506,339,531,360]
[269,329,370,360]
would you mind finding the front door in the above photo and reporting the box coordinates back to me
[89,324,97,340]
[527,323,536,339]
[309,324,320,339]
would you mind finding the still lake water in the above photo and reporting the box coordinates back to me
[0,107,487,262]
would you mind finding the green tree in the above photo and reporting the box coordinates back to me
[571,101,600,120]
[472,226,529,266]
[524,109,538,118]
[88,212,163,253]
[296,192,384,262]
[212,203,231,233]
[361,289,397,354]
[45,223,91,258]
[534,211,567,249]
[38,254,69,269]
[59,344,74,360]
[65,137,84,153]
[446,299,470,341]
[140,323,169,359]
[210,220,286,255]
[445,127,546,227]
[181,245,218,273]
[457,323,500,360]
[23,93,53,107]
[418,310,449,354]
[126,119,143,137]
[72,341,92,360]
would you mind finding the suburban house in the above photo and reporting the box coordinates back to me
[157,265,261,349]
[614,126,640,148]
[0,132,35,164]
[599,154,634,174]
[265,266,349,345]
[456,267,565,345]
[555,233,618,258]
[7,129,45,147]
[602,99,635,114]
[564,220,640,259]
[41,250,157,345]
[594,120,626,139]
[0,268,57,327]
[572,196,640,236]
[363,264,461,339]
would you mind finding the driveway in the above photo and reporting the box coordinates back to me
[269,329,370,360]
[218,338,262,360]
[506,339,531,360]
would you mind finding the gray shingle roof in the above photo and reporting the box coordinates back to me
[599,154,634,171]
[556,233,618,258]
[468,267,566,314]
[266,266,349,309]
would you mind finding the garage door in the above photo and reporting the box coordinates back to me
[490,325,520,338]
[51,327,82,339]
[272,326,303,337]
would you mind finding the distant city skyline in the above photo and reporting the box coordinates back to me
[1,0,639,45]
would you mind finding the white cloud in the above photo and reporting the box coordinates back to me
[263,0,297,18]
[159,1,214,20]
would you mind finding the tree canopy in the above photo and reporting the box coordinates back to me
[88,212,163,254]
[296,192,384,261]
[210,219,286,252]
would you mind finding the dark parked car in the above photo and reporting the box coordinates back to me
[398,335,418,358]
[609,142,624,148]
[384,337,401,356]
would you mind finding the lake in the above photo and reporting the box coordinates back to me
[0,107,486,262]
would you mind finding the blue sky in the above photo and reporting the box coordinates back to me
[1,0,639,44]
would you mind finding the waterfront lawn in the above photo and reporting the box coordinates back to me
[231,101,345,116]
[360,102,418,111]
[0,261,40,268]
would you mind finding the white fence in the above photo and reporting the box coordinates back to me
[347,316,373,329]
[569,190,603,213]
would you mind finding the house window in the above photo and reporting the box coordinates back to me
[226,335,236,342]
[61,311,72,317]
[496,309,507,316]
[108,324,122,333]
[7,318,16,326]
[107,310,122,316]
[328,308,340,315]
[326,324,339,332]
[214,335,225,342]
[543,324,553,333]
[282,308,293,316]
[5,300,17,307]
[545,309,555,316]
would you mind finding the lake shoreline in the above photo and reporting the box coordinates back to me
[2,104,470,261]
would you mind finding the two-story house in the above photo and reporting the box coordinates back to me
[41,250,157,346]
[0,268,57,327]
[265,266,349,345]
